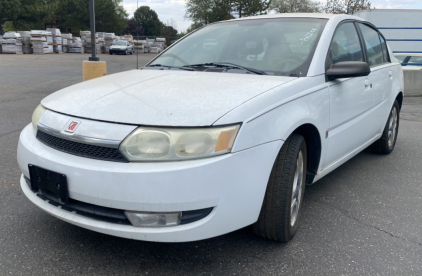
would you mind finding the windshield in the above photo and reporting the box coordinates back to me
[149,18,327,76]
[113,41,127,46]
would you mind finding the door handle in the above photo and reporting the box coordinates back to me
[364,79,372,88]
[389,70,393,79]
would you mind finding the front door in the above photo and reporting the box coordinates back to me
[323,21,375,168]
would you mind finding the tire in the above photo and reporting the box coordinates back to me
[109,52,112,55]
[125,50,128,55]
[130,51,133,55]
[369,100,400,154]
[253,133,307,242]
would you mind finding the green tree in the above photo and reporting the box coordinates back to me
[270,0,321,13]
[0,0,59,32]
[134,6,162,36]
[185,0,213,26]
[231,0,272,18]
[0,0,128,35]
[210,0,233,22]
[185,0,269,30]
[161,21,178,45]
[123,18,145,37]
[54,0,128,34]
[324,0,371,14]
[185,22,206,34]
[95,0,128,33]
[0,0,22,33]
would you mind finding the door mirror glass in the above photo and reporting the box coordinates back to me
[327,61,370,80]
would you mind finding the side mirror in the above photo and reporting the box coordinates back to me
[326,61,370,80]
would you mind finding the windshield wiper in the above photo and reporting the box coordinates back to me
[146,64,195,71]
[183,62,267,75]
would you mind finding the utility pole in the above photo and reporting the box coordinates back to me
[83,0,106,82]
[89,0,99,61]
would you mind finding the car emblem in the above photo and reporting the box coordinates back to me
[66,121,80,133]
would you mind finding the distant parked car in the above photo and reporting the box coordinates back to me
[394,53,422,67]
[18,13,403,243]
[109,41,133,55]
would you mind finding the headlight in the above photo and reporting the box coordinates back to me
[32,104,47,135]
[120,124,240,162]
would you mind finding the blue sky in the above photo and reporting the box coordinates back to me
[121,0,422,32]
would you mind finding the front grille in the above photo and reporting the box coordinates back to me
[36,130,129,163]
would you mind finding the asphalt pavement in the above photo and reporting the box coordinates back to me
[0,54,421,276]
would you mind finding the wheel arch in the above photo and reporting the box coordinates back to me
[291,123,322,184]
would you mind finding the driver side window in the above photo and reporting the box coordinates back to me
[329,22,363,65]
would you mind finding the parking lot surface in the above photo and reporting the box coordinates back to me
[1,54,421,275]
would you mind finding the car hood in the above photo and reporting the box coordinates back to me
[41,69,295,126]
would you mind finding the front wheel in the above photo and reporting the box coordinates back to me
[369,100,400,154]
[253,133,307,242]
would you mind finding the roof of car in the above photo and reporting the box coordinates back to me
[230,13,340,21]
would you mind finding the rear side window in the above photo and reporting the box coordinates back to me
[379,35,390,63]
[329,22,363,64]
[358,23,384,67]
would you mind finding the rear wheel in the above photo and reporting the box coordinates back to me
[253,133,307,242]
[369,100,400,154]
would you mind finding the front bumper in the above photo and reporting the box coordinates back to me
[18,124,282,242]
[110,48,128,54]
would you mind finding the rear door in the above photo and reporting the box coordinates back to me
[323,21,375,168]
[357,23,394,133]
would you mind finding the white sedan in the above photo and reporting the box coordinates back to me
[18,13,403,243]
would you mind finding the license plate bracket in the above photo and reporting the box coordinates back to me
[28,164,69,204]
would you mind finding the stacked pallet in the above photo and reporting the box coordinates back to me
[61,33,72,53]
[68,37,84,53]
[80,31,100,54]
[18,31,32,54]
[62,38,68,53]
[45,31,53,54]
[121,35,134,44]
[150,38,164,53]
[104,33,116,54]
[97,32,106,53]
[156,37,166,47]
[1,32,23,54]
[133,40,145,54]
[47,28,63,53]
[30,30,48,55]
[143,40,151,53]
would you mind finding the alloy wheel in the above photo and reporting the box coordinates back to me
[290,150,304,226]
[388,107,398,148]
